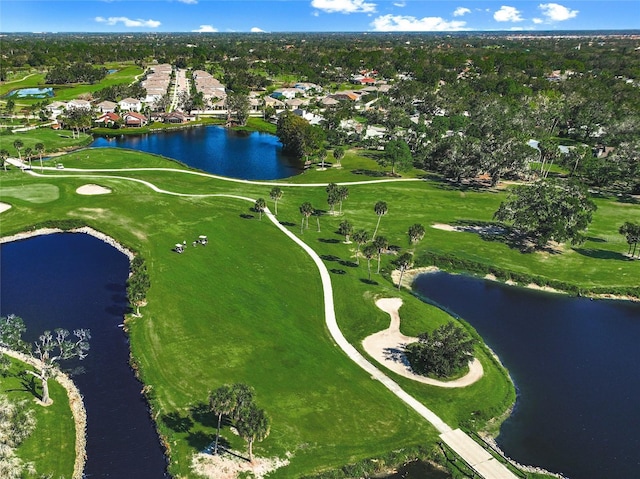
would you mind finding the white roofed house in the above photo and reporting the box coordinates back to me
[119,97,143,112]
[45,101,67,119]
[66,99,92,111]
[96,100,117,113]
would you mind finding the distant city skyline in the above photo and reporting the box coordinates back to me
[2,1,639,33]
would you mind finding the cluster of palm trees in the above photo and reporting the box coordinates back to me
[208,383,270,462]
[619,221,640,258]
[1,140,46,171]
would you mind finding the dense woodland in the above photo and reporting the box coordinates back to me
[3,32,639,196]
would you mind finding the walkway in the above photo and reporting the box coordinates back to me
[15,165,520,479]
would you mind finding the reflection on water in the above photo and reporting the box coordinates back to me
[91,125,302,180]
[413,272,640,479]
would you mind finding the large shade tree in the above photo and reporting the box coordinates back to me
[405,322,476,378]
[379,139,413,175]
[494,179,597,249]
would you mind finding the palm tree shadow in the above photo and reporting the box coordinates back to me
[360,278,378,285]
[162,411,194,433]
[573,248,629,261]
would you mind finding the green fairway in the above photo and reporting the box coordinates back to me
[2,183,60,203]
[1,145,637,478]
[0,127,93,157]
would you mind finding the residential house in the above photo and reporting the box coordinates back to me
[66,99,91,110]
[96,100,117,113]
[271,88,299,100]
[94,112,120,127]
[163,111,187,124]
[119,97,142,112]
[45,101,67,119]
[122,112,148,127]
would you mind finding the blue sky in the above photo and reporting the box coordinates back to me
[2,1,638,33]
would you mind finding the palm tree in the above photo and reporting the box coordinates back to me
[337,186,349,214]
[372,201,388,239]
[362,244,377,281]
[254,198,266,220]
[393,252,413,290]
[318,148,328,169]
[209,385,235,455]
[352,229,369,265]
[299,202,313,234]
[338,220,353,243]
[408,223,425,245]
[12,139,23,164]
[619,222,640,257]
[269,187,283,215]
[0,149,9,172]
[235,403,270,463]
[230,383,255,421]
[23,147,33,170]
[314,207,321,232]
[333,146,345,167]
[372,236,388,274]
[34,142,45,172]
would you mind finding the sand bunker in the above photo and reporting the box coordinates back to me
[76,184,112,195]
[191,452,289,479]
[0,202,12,213]
[362,298,483,388]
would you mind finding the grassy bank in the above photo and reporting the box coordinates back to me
[0,358,75,478]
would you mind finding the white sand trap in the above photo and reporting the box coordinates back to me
[0,202,12,213]
[362,298,483,388]
[76,184,112,195]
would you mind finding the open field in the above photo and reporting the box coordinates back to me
[1,145,638,478]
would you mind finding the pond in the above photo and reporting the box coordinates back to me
[7,87,54,98]
[91,125,302,180]
[0,234,168,478]
[413,272,640,479]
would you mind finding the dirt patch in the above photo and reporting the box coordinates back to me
[0,202,12,213]
[191,452,290,479]
[76,184,112,195]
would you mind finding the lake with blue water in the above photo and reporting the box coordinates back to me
[91,125,302,180]
[0,234,168,478]
[7,87,54,98]
[413,272,640,479]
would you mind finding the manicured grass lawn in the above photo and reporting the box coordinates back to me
[0,127,93,157]
[0,359,75,478]
[1,145,636,479]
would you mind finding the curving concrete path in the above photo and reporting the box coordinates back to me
[363,298,483,388]
[14,165,519,479]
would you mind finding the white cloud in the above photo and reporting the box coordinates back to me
[311,0,376,14]
[95,16,161,28]
[192,24,218,32]
[177,0,197,4]
[532,17,544,24]
[393,1,406,7]
[539,3,578,21]
[493,6,523,22]
[371,14,467,31]
[251,27,266,32]
[453,7,471,17]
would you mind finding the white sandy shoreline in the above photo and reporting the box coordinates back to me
[0,226,134,260]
